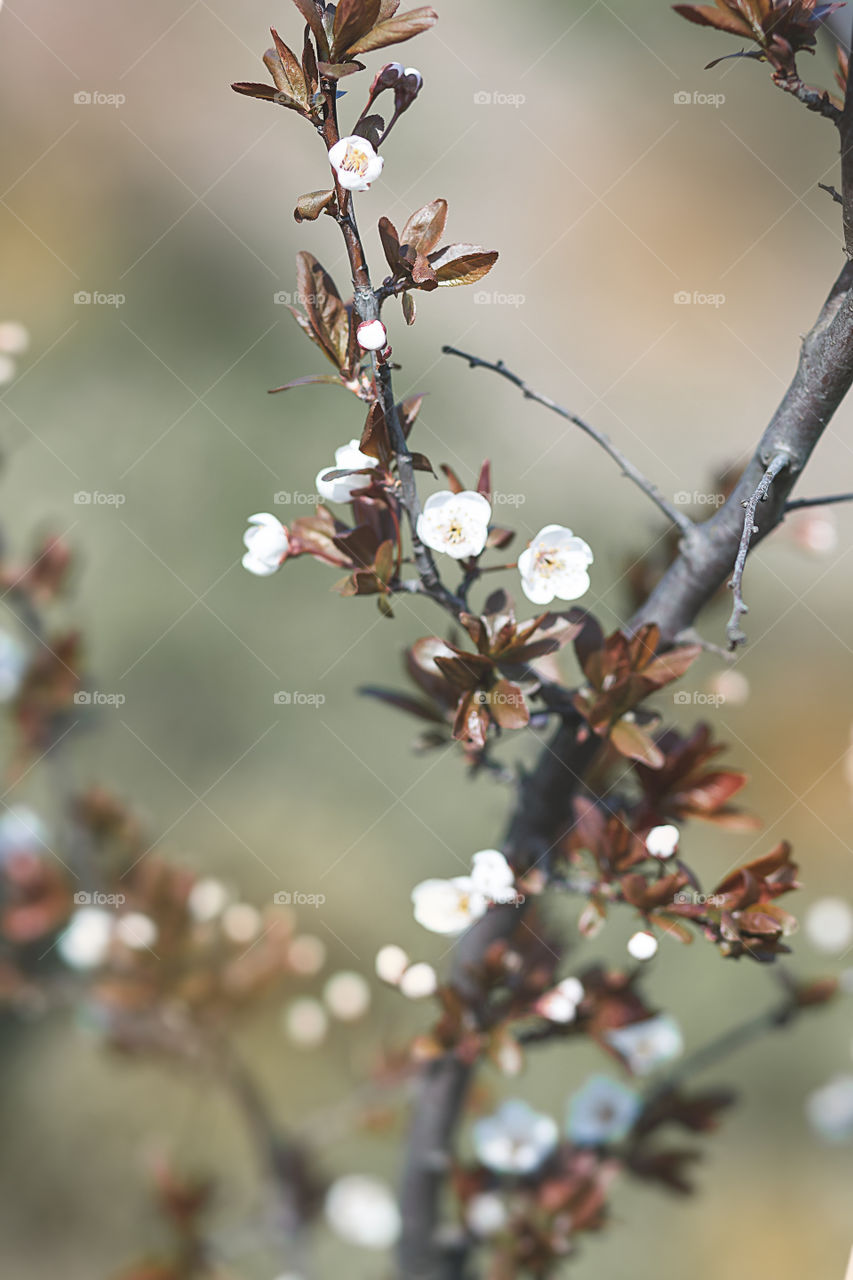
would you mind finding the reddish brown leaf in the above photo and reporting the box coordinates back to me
[429,244,499,287]
[347,6,439,55]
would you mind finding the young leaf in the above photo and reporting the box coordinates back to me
[332,0,383,60]
[428,244,499,287]
[610,717,665,768]
[294,189,337,222]
[401,199,448,256]
[346,6,439,55]
[378,217,404,274]
[270,29,309,103]
[402,291,416,325]
[290,0,331,59]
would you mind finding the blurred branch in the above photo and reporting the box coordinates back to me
[786,490,853,511]
[442,346,696,540]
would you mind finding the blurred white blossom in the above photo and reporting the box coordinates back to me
[567,1075,641,1145]
[805,897,853,955]
[472,1099,558,1174]
[324,971,371,1021]
[58,908,113,971]
[605,1014,684,1075]
[806,1075,853,1142]
[645,824,679,859]
[324,1175,401,1249]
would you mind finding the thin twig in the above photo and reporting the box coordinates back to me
[818,181,844,206]
[442,346,696,540]
[786,490,853,512]
[726,451,790,649]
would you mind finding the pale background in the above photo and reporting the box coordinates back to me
[1,1,852,1277]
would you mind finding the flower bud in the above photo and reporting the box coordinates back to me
[357,318,388,351]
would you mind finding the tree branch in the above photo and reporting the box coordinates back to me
[442,346,696,541]
[400,241,853,1280]
[786,490,853,511]
[726,451,790,649]
[631,257,853,642]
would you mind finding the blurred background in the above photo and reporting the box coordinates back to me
[1,0,853,1276]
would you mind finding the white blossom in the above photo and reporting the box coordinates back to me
[0,322,29,355]
[518,524,593,605]
[242,513,289,576]
[412,851,519,936]
[645,824,680,859]
[536,976,584,1024]
[187,877,229,922]
[316,439,376,504]
[116,912,158,951]
[0,355,15,386]
[411,876,488,936]
[288,934,327,975]
[328,136,384,192]
[283,997,328,1048]
[627,930,659,961]
[806,1075,853,1142]
[466,1192,508,1238]
[325,1175,401,1249]
[375,943,410,985]
[399,961,438,999]
[0,629,26,702]
[416,490,492,560]
[472,1099,559,1174]
[0,805,50,862]
[470,849,517,903]
[58,908,113,971]
[605,1014,684,1076]
[805,897,853,955]
[324,971,371,1021]
[566,1075,641,1146]
[221,902,261,943]
[357,319,388,351]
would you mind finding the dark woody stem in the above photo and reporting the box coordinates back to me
[320,96,463,614]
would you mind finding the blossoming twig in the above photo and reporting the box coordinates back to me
[441,345,696,541]
[726,451,790,649]
[319,103,465,617]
